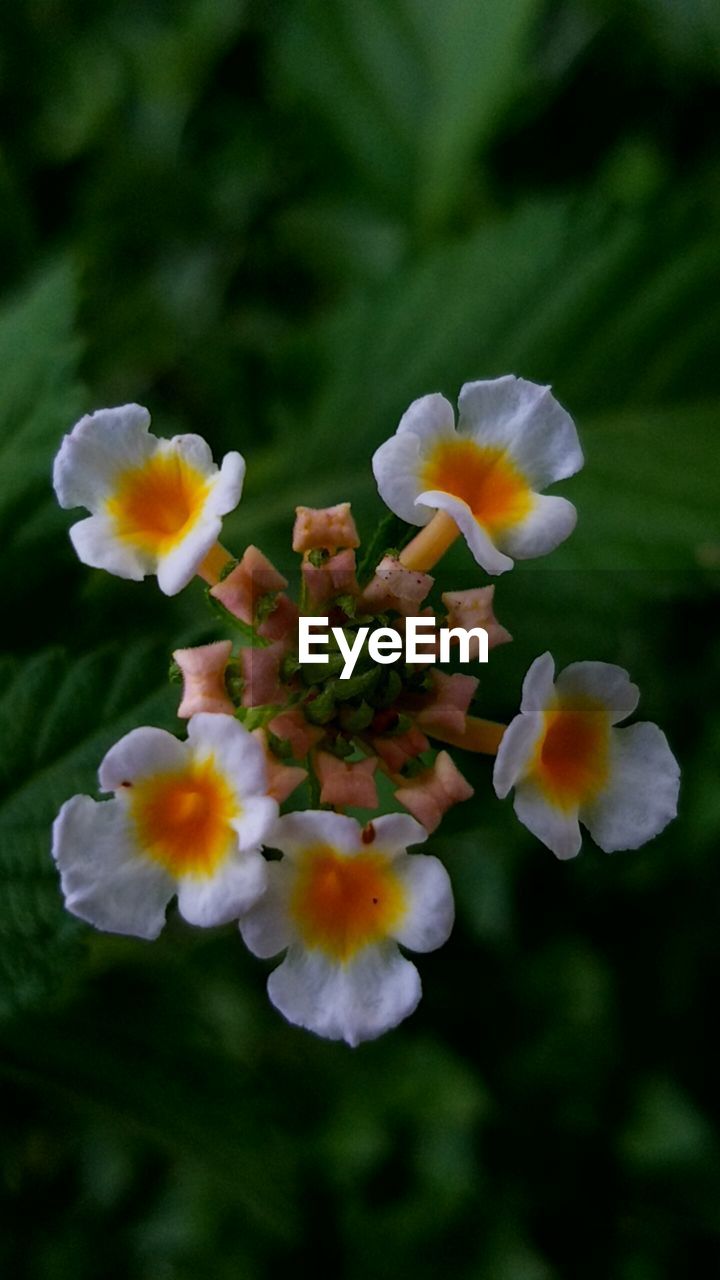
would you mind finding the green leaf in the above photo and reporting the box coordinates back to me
[0,261,85,626]
[290,187,720,478]
[276,0,540,232]
[549,401,720,572]
[0,260,83,529]
[410,0,541,234]
[0,643,178,1020]
[276,0,425,207]
[0,990,298,1236]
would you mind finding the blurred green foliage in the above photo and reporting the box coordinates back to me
[0,0,719,1276]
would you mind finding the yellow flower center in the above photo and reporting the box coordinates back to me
[129,756,239,877]
[290,845,407,962]
[422,438,532,533]
[107,453,210,555]
[533,700,610,809]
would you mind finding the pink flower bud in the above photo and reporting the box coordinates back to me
[257,593,300,646]
[415,671,478,737]
[394,751,474,833]
[239,642,285,707]
[268,706,325,759]
[315,752,378,809]
[251,729,307,803]
[372,726,429,774]
[292,503,360,554]
[301,547,360,606]
[360,555,433,616]
[209,545,287,624]
[441,585,512,653]
[174,641,234,718]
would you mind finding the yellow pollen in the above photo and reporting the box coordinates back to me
[107,453,210,555]
[290,844,407,962]
[129,756,238,877]
[533,701,610,809]
[422,438,532,533]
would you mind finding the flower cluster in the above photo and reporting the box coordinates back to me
[51,380,680,1045]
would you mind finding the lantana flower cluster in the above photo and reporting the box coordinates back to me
[51,379,680,1045]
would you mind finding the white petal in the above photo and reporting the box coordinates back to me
[52,794,173,939]
[493,711,543,798]
[177,847,268,927]
[155,516,223,596]
[231,796,279,852]
[499,495,577,561]
[372,432,433,527]
[520,652,556,714]
[370,813,429,854]
[160,433,216,474]
[207,450,246,517]
[186,713,268,800]
[581,722,680,853]
[396,393,456,441]
[53,404,153,511]
[457,378,583,489]
[69,513,151,582]
[99,726,187,793]
[239,861,295,958]
[269,810,361,858]
[416,489,514,574]
[513,780,583,860]
[555,661,640,724]
[393,854,454,953]
[267,941,422,1046]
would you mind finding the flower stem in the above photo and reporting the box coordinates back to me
[307,752,321,807]
[425,716,506,755]
[399,511,460,572]
[197,542,234,586]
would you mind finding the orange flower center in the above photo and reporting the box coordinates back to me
[107,453,210,555]
[290,845,407,961]
[533,701,610,809]
[422,438,532,533]
[129,756,238,877]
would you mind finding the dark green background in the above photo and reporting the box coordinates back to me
[1,1,719,1276]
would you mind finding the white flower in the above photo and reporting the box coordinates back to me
[372,376,583,574]
[240,811,454,1046]
[53,404,245,595]
[493,653,680,859]
[52,714,278,938]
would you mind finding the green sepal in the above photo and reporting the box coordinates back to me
[255,591,279,625]
[367,668,403,709]
[224,661,245,706]
[300,650,345,685]
[218,557,240,582]
[400,756,427,779]
[267,730,294,760]
[339,699,374,733]
[234,703,282,731]
[281,652,301,682]
[332,666,382,702]
[333,593,357,619]
[386,712,414,736]
[405,667,434,694]
[303,686,338,725]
